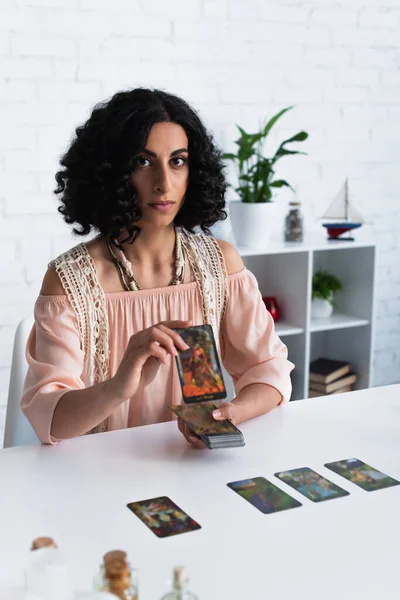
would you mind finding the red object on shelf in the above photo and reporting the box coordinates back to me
[326,227,351,238]
[262,296,280,322]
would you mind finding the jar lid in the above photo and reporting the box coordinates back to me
[289,201,301,206]
[104,550,127,564]
[31,537,57,551]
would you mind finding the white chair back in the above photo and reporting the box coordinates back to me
[4,317,39,448]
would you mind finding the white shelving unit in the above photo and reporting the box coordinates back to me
[223,235,377,402]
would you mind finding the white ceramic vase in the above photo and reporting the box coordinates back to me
[229,200,279,249]
[311,297,334,319]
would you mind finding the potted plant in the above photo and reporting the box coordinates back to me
[223,106,308,248]
[311,270,343,319]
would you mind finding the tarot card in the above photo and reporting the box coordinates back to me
[174,324,226,403]
[324,458,400,492]
[228,477,302,514]
[274,467,350,503]
[127,496,201,538]
[169,402,240,436]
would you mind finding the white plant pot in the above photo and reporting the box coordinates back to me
[229,200,279,249]
[311,297,333,319]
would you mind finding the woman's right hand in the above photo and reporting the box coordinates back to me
[109,320,192,402]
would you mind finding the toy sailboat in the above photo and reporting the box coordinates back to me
[322,179,364,241]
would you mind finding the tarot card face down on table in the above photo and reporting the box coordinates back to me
[127,496,201,538]
[227,477,302,514]
[324,458,400,492]
[174,324,226,403]
[274,467,350,502]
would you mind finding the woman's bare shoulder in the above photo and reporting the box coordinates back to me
[85,237,107,266]
[214,238,244,275]
[40,264,66,295]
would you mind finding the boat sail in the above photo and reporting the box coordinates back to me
[322,179,364,240]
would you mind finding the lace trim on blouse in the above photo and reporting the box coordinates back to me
[52,243,110,434]
[180,229,228,333]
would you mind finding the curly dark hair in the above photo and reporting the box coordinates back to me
[55,88,227,241]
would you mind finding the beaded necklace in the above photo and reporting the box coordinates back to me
[106,228,185,291]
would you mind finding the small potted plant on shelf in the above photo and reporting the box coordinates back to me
[311,270,343,319]
[223,106,308,249]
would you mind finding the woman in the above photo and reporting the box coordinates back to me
[21,88,294,448]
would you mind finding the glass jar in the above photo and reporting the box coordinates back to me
[94,551,138,600]
[160,567,198,600]
[26,537,73,600]
[284,201,303,242]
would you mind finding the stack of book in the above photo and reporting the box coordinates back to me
[309,358,357,398]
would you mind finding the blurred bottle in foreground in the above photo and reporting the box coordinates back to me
[160,566,198,600]
[94,550,138,600]
[25,536,73,600]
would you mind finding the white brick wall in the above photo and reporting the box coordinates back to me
[1,0,400,443]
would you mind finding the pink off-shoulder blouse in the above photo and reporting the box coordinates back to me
[22,268,294,444]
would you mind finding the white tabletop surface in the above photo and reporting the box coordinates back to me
[1,385,399,600]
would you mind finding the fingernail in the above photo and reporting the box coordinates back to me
[213,410,221,419]
[183,343,190,350]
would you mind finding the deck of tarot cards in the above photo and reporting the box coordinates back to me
[169,402,245,449]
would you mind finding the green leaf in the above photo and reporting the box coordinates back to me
[235,130,264,160]
[236,125,249,138]
[273,130,308,161]
[282,131,308,144]
[236,138,257,162]
[270,179,291,188]
[262,106,294,138]
[223,153,238,161]
[275,149,307,158]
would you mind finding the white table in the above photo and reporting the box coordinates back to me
[1,385,399,600]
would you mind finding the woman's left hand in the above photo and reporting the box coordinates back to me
[211,401,241,424]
